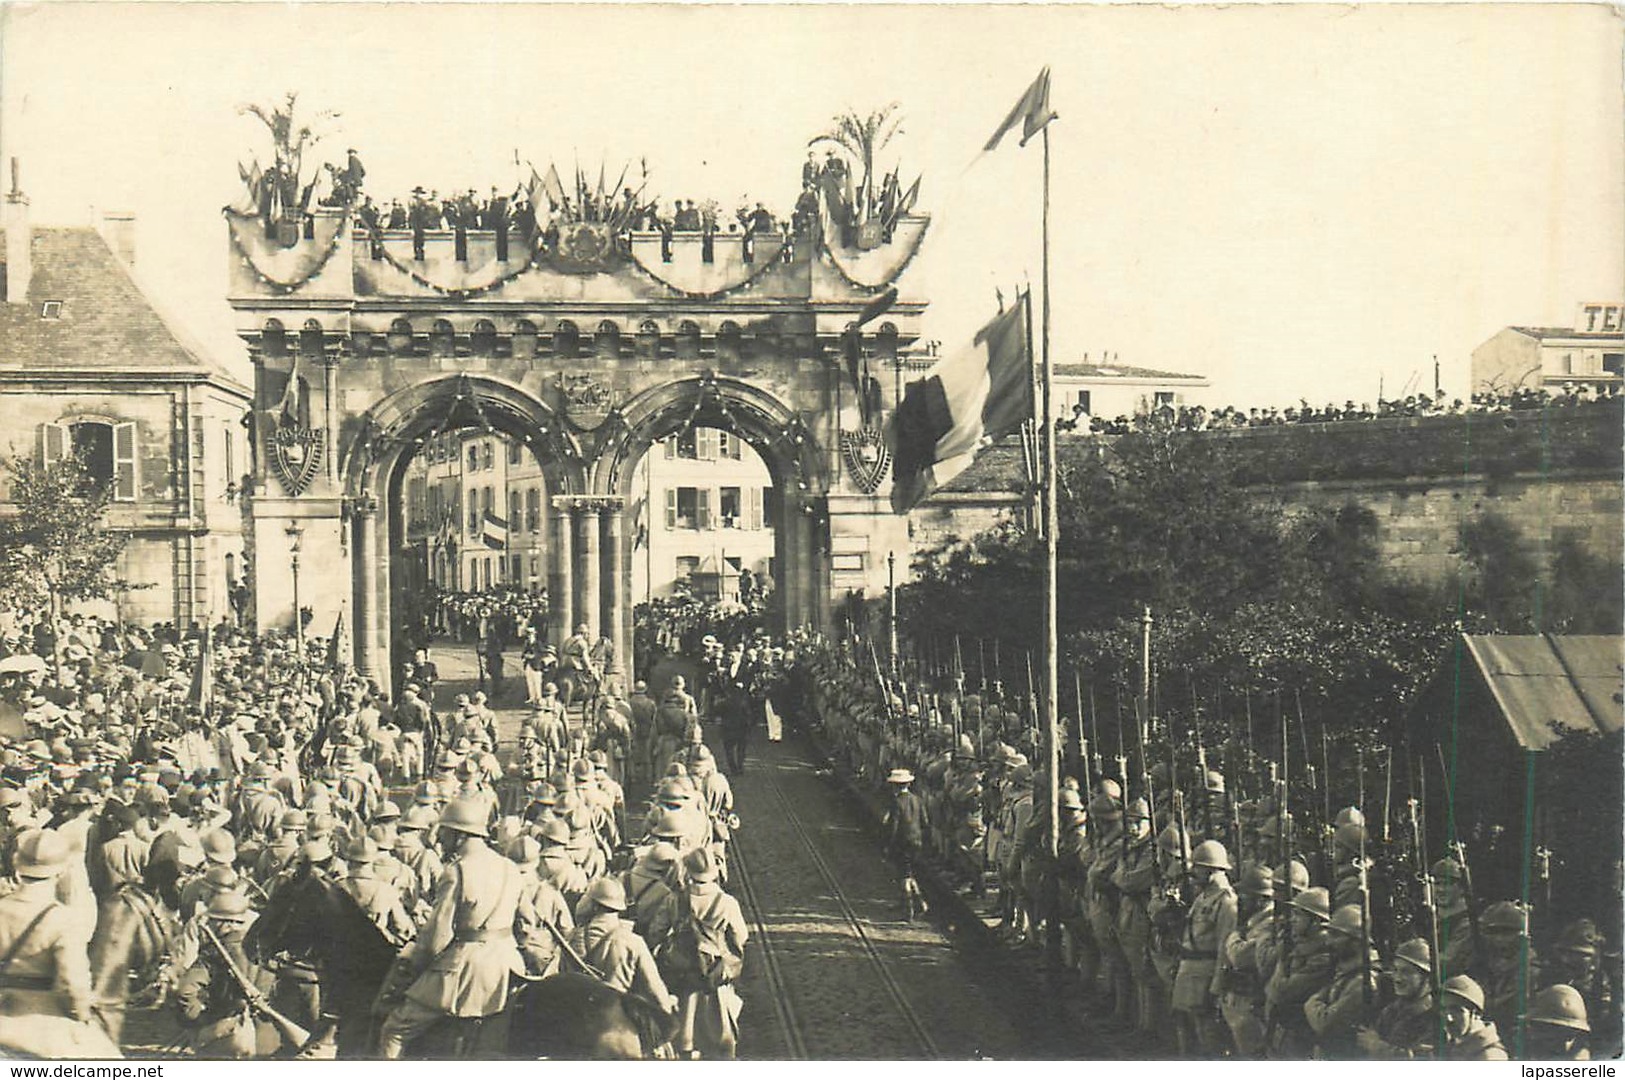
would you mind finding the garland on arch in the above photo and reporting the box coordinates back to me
[363,223,543,300]
[224,208,349,294]
[818,216,930,294]
[622,235,795,301]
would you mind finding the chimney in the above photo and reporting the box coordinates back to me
[100,210,136,269]
[4,157,30,305]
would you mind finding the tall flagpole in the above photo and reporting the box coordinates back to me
[1041,119,1062,965]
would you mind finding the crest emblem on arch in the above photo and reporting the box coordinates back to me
[556,373,614,431]
[840,427,891,494]
[270,425,324,495]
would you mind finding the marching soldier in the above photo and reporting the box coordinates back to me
[1172,839,1237,1056]
[1473,900,1539,1040]
[339,836,415,946]
[509,836,573,978]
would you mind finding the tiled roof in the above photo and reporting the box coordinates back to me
[0,226,242,387]
[1052,362,1207,381]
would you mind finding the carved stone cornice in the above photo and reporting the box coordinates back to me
[551,494,626,514]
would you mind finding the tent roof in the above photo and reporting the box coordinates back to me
[1459,634,1623,750]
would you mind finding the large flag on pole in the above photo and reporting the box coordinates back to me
[984,67,1058,151]
[886,292,1033,513]
[187,630,214,711]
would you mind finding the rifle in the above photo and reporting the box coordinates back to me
[1074,668,1089,795]
[1410,784,1444,1058]
[1382,745,1393,844]
[1357,754,1373,1007]
[991,638,1003,704]
[544,915,607,983]
[1024,651,1039,750]
[1434,744,1483,948]
[977,637,987,697]
[199,918,314,1049]
[1087,685,1103,786]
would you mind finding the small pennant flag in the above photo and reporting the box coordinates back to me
[985,67,1057,151]
[886,293,1033,513]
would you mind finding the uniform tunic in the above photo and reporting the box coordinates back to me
[1173,873,1237,1012]
[401,842,523,1018]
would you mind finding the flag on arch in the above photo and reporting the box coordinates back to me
[984,66,1058,151]
[886,293,1033,514]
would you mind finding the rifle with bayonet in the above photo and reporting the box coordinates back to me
[199,918,314,1049]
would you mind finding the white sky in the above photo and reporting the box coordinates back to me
[2,2,1620,407]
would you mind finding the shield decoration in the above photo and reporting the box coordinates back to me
[271,425,324,496]
[550,222,618,274]
[840,427,891,494]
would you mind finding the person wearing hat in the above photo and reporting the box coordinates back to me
[1264,885,1335,1058]
[1430,856,1478,976]
[628,680,658,790]
[378,795,522,1058]
[340,836,414,947]
[1082,787,1125,1007]
[1440,974,1509,1060]
[394,806,444,918]
[568,877,676,1017]
[1218,863,1276,1054]
[1304,904,1381,1056]
[1525,983,1592,1060]
[1357,937,1438,1058]
[1172,840,1237,1056]
[1547,918,1619,1057]
[171,888,274,1059]
[535,817,589,912]
[1113,795,1160,1032]
[1474,899,1539,1040]
[623,842,681,939]
[529,686,569,778]
[1054,786,1097,992]
[0,828,116,1056]
[882,768,927,921]
[509,836,572,978]
[662,845,747,1059]
[993,764,1034,938]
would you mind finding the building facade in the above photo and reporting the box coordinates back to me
[1052,358,1210,426]
[1471,304,1625,394]
[0,190,253,628]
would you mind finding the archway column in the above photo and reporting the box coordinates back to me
[550,496,576,645]
[601,498,628,679]
[353,496,380,677]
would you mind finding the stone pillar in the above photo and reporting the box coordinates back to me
[353,497,379,678]
[550,497,575,645]
[578,501,601,637]
[782,493,803,631]
[602,498,627,678]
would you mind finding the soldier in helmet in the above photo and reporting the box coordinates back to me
[1147,819,1193,1027]
[1547,918,1619,1057]
[1357,937,1438,1058]
[1440,975,1509,1060]
[1304,904,1380,1056]
[1084,789,1125,1013]
[1113,795,1158,1031]
[1219,863,1275,1056]
[570,876,676,1013]
[509,835,572,978]
[1524,984,1591,1060]
[1264,885,1334,1058]
[377,796,523,1058]
[1431,856,1477,975]
[1055,788,1094,981]
[340,836,415,946]
[1172,839,1237,1055]
[1473,900,1539,1039]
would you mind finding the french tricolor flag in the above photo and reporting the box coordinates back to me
[887,294,1033,513]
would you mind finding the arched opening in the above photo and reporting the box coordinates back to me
[636,319,661,360]
[594,320,621,360]
[553,320,580,360]
[676,320,701,361]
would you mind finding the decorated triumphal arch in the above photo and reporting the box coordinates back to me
[228,166,927,683]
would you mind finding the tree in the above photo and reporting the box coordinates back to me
[238,92,339,218]
[0,453,131,613]
[810,103,903,222]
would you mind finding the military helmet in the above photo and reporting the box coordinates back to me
[1191,840,1231,871]
[438,796,491,838]
[1124,797,1151,822]
[540,818,571,846]
[206,889,252,922]
[1156,824,1190,859]
[400,806,437,832]
[1097,778,1122,801]
[1273,859,1311,895]
[367,824,397,852]
[683,845,719,883]
[1394,936,1432,973]
[649,809,686,840]
[1527,984,1591,1033]
[1555,918,1602,957]
[645,841,681,868]
[201,829,236,864]
[1431,856,1463,880]
[507,836,541,866]
[585,876,628,912]
[344,836,379,864]
[1237,864,1274,898]
[374,800,402,823]
[1290,886,1332,921]
[1327,904,1364,938]
[301,837,335,863]
[1058,788,1085,813]
[1333,822,1367,852]
[1088,795,1122,822]
[202,864,238,889]
[279,808,308,831]
[1480,900,1528,934]
[1333,806,1366,830]
[1440,975,1486,1013]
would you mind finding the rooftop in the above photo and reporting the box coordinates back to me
[1508,326,1625,342]
[0,226,248,391]
[1053,362,1207,382]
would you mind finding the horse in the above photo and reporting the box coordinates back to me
[506,972,676,1060]
[87,882,177,1044]
[244,863,398,1058]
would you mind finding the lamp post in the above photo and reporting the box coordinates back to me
[887,549,898,678]
[285,521,304,661]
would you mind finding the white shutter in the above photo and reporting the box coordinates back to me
[113,422,138,501]
[41,422,68,468]
[664,438,675,460]
[700,429,716,461]
[748,486,762,530]
[697,488,712,530]
[664,488,677,529]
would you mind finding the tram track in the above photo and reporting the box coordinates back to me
[729,823,809,1059]
[753,763,942,1060]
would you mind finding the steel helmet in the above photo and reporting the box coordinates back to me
[1394,936,1432,973]
[344,836,380,864]
[374,800,403,823]
[649,810,686,840]
[202,864,238,889]
[539,818,571,846]
[201,830,236,864]
[1555,918,1602,957]
[1327,904,1364,938]
[1058,788,1085,813]
[279,808,308,831]
[506,836,541,866]
[438,796,490,838]
[1334,822,1368,852]
[1527,984,1591,1032]
[206,889,252,922]
[1237,864,1274,898]
[1124,797,1151,822]
[1333,806,1366,829]
[1156,824,1190,859]
[1273,859,1311,895]
[301,837,335,864]
[1192,840,1231,871]
[1290,886,1332,921]
[1480,900,1527,934]
[645,841,681,868]
[585,877,627,912]
[1088,795,1122,822]
[1440,975,1486,1013]
[367,824,397,851]
[1431,856,1463,881]
[683,845,719,883]
[400,806,437,832]
[1097,778,1122,801]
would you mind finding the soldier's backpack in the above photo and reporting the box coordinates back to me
[662,890,742,991]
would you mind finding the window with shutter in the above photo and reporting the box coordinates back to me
[664,438,675,460]
[665,489,677,530]
[697,488,712,530]
[113,422,138,501]
[41,423,67,466]
[748,486,762,530]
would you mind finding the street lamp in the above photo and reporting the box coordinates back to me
[887,549,898,678]
[285,521,304,660]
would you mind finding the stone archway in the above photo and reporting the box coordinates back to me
[592,375,832,653]
[340,374,583,684]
